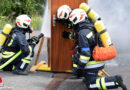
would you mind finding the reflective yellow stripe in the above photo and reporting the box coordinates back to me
[29,46,32,53]
[101,77,107,90]
[116,82,119,85]
[86,32,93,38]
[80,55,90,60]
[3,51,14,55]
[22,59,30,63]
[12,65,15,70]
[0,50,22,70]
[73,64,77,67]
[20,46,33,64]
[96,78,101,90]
[68,24,72,28]
[2,51,15,58]
[8,39,13,46]
[23,57,33,60]
[87,61,104,65]
[2,54,13,58]
[69,34,72,39]
[86,63,104,69]
[21,56,32,63]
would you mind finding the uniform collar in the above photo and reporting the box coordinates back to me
[13,27,27,35]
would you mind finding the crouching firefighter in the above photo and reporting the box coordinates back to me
[57,6,127,90]
[0,15,42,75]
[57,5,85,79]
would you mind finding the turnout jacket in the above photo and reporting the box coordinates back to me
[1,26,33,60]
[72,21,104,70]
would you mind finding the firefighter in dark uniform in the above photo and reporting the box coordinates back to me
[57,5,84,79]
[57,5,127,90]
[0,15,39,75]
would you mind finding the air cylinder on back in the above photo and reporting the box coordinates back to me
[79,2,101,22]
[0,24,12,50]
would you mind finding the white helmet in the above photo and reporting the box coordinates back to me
[16,15,31,29]
[57,5,72,19]
[69,9,87,25]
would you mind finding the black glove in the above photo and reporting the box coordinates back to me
[64,20,73,29]
[72,53,80,64]
[72,67,83,75]
[73,53,86,69]
[62,31,71,39]
[29,36,39,45]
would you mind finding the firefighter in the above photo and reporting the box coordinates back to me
[0,15,40,75]
[57,5,127,90]
[57,5,84,79]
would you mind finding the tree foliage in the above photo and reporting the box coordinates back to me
[0,0,46,17]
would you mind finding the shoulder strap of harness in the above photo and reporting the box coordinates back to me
[95,29,107,46]
[79,24,107,46]
[1,32,11,39]
[1,31,13,51]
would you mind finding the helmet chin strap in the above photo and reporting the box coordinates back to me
[28,25,34,40]
[29,32,30,40]
[27,26,32,40]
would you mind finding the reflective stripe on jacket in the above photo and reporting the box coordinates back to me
[73,21,104,69]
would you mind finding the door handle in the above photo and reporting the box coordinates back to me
[53,15,56,27]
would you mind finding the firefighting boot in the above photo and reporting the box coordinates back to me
[70,67,83,79]
[13,69,28,75]
[115,75,127,90]
[69,73,83,79]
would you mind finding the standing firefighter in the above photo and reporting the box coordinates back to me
[57,5,127,90]
[0,15,40,75]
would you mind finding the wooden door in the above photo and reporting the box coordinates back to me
[51,0,88,72]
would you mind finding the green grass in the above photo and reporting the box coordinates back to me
[31,15,43,30]
[0,15,43,30]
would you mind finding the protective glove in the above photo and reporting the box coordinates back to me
[28,36,39,45]
[62,31,71,39]
[72,67,83,74]
[64,20,73,29]
[73,53,86,69]
[72,53,80,65]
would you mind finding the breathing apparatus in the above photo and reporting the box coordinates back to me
[79,3,117,61]
[79,3,112,46]
[0,24,13,51]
